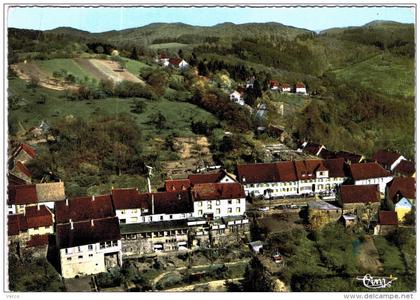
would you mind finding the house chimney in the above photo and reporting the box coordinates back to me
[151,194,155,215]
[65,198,69,206]
[92,195,95,201]
[23,208,26,216]
[91,219,94,227]
[70,219,74,230]
[37,203,40,211]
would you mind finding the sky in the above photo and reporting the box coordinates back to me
[7,6,415,33]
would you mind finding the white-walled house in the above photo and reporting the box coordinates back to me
[191,183,246,218]
[56,217,122,278]
[349,162,394,195]
[237,159,347,200]
[281,83,291,92]
[295,82,307,94]
[229,90,245,106]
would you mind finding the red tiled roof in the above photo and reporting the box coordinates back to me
[55,194,115,224]
[20,144,36,158]
[294,160,327,180]
[296,82,305,88]
[26,234,49,248]
[192,183,245,201]
[340,184,380,204]
[8,184,38,205]
[237,163,282,184]
[8,214,28,236]
[281,83,290,89]
[324,158,346,178]
[25,205,54,228]
[112,188,149,210]
[8,174,28,186]
[277,161,298,181]
[378,211,398,226]
[302,142,323,156]
[165,179,191,192]
[387,177,415,201]
[372,150,403,168]
[148,191,193,214]
[169,58,182,66]
[270,80,279,87]
[393,160,415,177]
[349,162,391,181]
[334,151,363,163]
[189,171,229,185]
[14,161,32,178]
[56,217,121,249]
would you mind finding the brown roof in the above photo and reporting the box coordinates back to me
[14,161,32,178]
[324,158,346,178]
[372,150,403,168]
[319,148,336,160]
[111,188,149,210]
[270,80,279,87]
[55,195,115,224]
[13,144,36,159]
[387,177,415,201]
[8,184,38,205]
[56,217,121,249]
[277,161,299,181]
[148,191,193,214]
[320,149,363,163]
[393,160,415,177]
[340,184,380,204]
[8,174,28,186]
[302,142,323,156]
[192,183,245,201]
[237,163,282,184]
[169,58,182,66]
[296,82,305,88]
[26,234,49,248]
[294,160,327,180]
[281,83,290,89]
[25,205,54,228]
[188,170,230,185]
[8,214,28,236]
[35,182,66,202]
[165,179,192,192]
[378,211,398,226]
[349,162,391,181]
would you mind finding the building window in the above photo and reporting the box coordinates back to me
[228,200,232,205]
[78,255,83,259]
[120,210,125,214]
[100,242,106,249]
[67,257,72,261]
[216,200,220,206]
[89,254,93,257]
[169,215,173,220]
[120,219,126,224]
[236,207,241,213]
[198,202,203,207]
[228,208,232,213]
[236,199,241,204]
[216,208,221,214]
[132,209,138,213]
[198,210,203,215]
[78,246,82,252]
[88,245,93,251]
[207,204,212,209]
[160,215,164,221]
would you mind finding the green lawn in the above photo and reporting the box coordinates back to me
[122,57,151,77]
[35,58,95,81]
[332,53,415,98]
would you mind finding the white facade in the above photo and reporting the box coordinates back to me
[243,174,346,199]
[296,87,307,94]
[192,198,246,218]
[178,60,189,69]
[60,240,122,279]
[230,91,245,106]
[354,176,394,194]
[281,86,291,92]
[116,208,193,224]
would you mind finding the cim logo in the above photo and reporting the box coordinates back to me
[356,274,397,289]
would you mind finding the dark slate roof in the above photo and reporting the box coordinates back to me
[340,184,380,204]
[302,142,323,156]
[25,205,54,228]
[55,195,115,224]
[112,188,149,210]
[192,183,245,201]
[8,214,28,236]
[393,160,415,177]
[56,217,121,249]
[165,179,192,192]
[148,191,194,214]
[26,234,49,248]
[349,162,391,181]
[237,163,282,184]
[387,177,415,201]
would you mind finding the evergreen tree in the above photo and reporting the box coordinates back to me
[130,47,139,60]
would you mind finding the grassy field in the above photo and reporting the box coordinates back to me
[149,42,191,50]
[331,53,415,98]
[122,57,151,77]
[9,78,217,138]
[35,58,96,81]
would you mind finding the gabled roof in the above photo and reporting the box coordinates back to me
[26,234,49,248]
[277,161,298,181]
[294,160,327,180]
[8,174,28,186]
[237,162,282,184]
[387,177,415,201]
[169,58,182,65]
[25,205,54,229]
[111,188,149,210]
[393,160,415,177]
[320,149,363,163]
[378,211,398,226]
[149,191,193,214]
[165,179,191,192]
[188,170,234,185]
[349,162,391,181]
[340,184,380,204]
[8,184,38,205]
[8,214,28,236]
[302,142,323,156]
[35,182,66,202]
[13,143,36,159]
[372,150,403,167]
[296,82,305,88]
[324,158,346,178]
[270,80,279,87]
[192,183,245,201]
[281,83,290,89]
[55,194,115,224]
[14,161,32,178]
[56,217,121,249]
